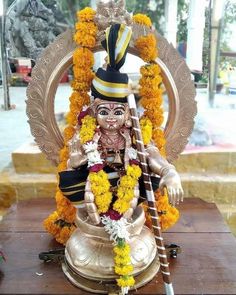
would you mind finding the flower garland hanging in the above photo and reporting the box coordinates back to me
[43,7,97,245]
[79,113,141,293]
[133,13,180,230]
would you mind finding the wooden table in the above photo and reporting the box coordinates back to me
[1,198,236,294]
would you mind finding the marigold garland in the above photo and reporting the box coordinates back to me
[133,13,179,230]
[80,114,142,216]
[43,7,97,245]
[114,240,135,290]
[89,170,112,214]
[135,34,157,62]
[80,114,140,291]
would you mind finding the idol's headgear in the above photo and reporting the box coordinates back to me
[91,23,132,102]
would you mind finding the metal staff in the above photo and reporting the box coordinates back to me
[128,94,174,295]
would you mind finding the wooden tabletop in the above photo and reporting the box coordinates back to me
[1,198,236,294]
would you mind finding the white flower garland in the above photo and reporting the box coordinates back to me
[101,216,130,242]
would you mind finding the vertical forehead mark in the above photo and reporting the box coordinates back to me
[109,103,115,109]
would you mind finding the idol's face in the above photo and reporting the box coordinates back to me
[96,103,126,131]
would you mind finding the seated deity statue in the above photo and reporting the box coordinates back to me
[56,22,184,294]
[63,98,183,224]
[26,3,197,294]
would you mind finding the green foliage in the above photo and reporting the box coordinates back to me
[57,0,91,25]
[126,0,165,33]
[177,0,189,42]
[220,0,236,68]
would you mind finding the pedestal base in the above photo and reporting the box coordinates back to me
[62,253,160,294]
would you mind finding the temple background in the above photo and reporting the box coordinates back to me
[0,0,236,234]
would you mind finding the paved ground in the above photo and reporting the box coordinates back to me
[0,85,236,170]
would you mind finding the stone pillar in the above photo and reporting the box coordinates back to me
[0,0,11,110]
[164,0,178,47]
[186,0,206,72]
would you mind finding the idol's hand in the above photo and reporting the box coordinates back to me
[159,168,184,206]
[68,135,87,169]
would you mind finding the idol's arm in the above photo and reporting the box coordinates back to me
[67,133,87,169]
[146,144,184,206]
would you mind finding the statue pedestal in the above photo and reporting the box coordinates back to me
[63,206,160,293]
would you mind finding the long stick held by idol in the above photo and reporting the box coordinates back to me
[128,94,174,295]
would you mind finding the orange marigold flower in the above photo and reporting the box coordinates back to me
[73,66,95,82]
[135,34,157,62]
[75,22,98,37]
[140,64,161,77]
[66,112,77,126]
[63,126,75,142]
[57,161,67,172]
[144,107,164,124]
[152,128,166,143]
[139,85,163,98]
[55,224,76,245]
[59,147,69,162]
[74,31,96,48]
[73,47,94,68]
[77,7,96,22]
[43,211,60,236]
[71,79,91,92]
[139,76,162,88]
[140,96,163,110]
[133,13,152,27]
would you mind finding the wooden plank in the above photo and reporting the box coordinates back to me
[1,231,236,294]
[168,198,230,233]
[0,198,56,232]
[0,198,230,233]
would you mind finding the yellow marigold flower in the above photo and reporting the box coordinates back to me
[113,200,130,214]
[117,187,133,200]
[140,117,152,145]
[115,264,133,276]
[114,255,131,265]
[80,115,96,144]
[73,47,94,68]
[77,7,96,22]
[96,192,112,213]
[117,276,135,287]
[91,184,108,195]
[114,244,130,255]
[126,164,142,179]
[133,13,152,27]
[119,175,136,188]
[135,34,157,62]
